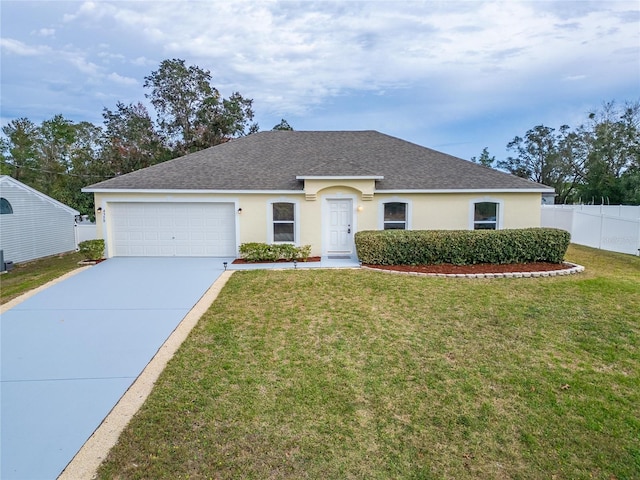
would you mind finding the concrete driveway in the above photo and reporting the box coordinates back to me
[1,257,231,480]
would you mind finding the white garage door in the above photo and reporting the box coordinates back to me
[110,202,236,257]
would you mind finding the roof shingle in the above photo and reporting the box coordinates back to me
[84,130,552,192]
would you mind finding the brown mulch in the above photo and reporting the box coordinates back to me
[363,262,572,274]
[78,258,107,265]
[232,257,322,264]
[231,257,572,275]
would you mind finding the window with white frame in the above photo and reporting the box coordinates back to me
[383,202,407,230]
[272,202,295,242]
[0,198,13,214]
[473,202,498,230]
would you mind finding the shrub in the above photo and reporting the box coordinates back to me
[277,243,299,261]
[78,239,105,261]
[355,228,570,265]
[295,244,312,261]
[239,243,312,262]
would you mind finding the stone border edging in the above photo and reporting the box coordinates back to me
[58,270,235,480]
[361,262,585,279]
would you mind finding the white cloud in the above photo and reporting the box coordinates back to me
[130,56,155,67]
[107,72,138,86]
[35,28,55,37]
[70,0,634,119]
[63,0,112,22]
[2,0,638,158]
[0,38,47,56]
[64,53,101,76]
[98,51,125,61]
[563,75,587,82]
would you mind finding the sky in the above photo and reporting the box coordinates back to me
[1,0,639,162]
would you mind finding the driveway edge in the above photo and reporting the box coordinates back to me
[58,270,235,480]
[0,266,92,314]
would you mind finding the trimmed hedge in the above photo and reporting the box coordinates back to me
[355,228,570,265]
[239,243,312,262]
[78,239,105,261]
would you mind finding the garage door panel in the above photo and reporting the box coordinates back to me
[129,231,145,241]
[189,231,205,242]
[190,218,207,229]
[110,203,236,257]
[126,246,145,256]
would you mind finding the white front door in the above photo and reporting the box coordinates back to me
[325,199,353,254]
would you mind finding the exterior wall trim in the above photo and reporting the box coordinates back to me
[320,193,358,256]
[83,188,303,194]
[99,197,241,258]
[266,197,301,246]
[468,196,505,230]
[85,187,553,195]
[375,188,553,194]
[296,175,384,180]
[378,196,413,230]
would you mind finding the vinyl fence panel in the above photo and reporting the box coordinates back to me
[599,215,640,255]
[75,224,97,243]
[541,205,640,256]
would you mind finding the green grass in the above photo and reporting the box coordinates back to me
[0,251,85,304]
[98,244,640,479]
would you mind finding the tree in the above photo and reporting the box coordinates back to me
[554,125,588,204]
[1,115,105,214]
[57,121,103,215]
[498,100,639,204]
[0,137,9,175]
[470,147,494,167]
[619,167,640,204]
[1,118,40,183]
[144,58,257,155]
[101,102,171,176]
[272,119,294,131]
[499,125,559,183]
[0,59,265,214]
[196,91,258,147]
[577,101,640,204]
[35,115,77,196]
[498,125,585,204]
[144,59,217,153]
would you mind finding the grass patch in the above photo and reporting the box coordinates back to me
[0,251,85,304]
[98,245,640,479]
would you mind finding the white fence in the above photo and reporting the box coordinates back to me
[541,205,640,256]
[75,223,97,244]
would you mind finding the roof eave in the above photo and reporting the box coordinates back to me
[82,188,305,194]
[83,187,554,195]
[295,175,384,180]
[375,188,555,194]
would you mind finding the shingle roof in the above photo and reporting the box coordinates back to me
[84,130,553,192]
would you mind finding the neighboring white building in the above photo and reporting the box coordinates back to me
[0,175,79,264]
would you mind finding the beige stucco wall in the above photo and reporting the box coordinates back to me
[93,188,543,257]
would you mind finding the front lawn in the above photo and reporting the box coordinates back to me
[98,245,640,479]
[0,251,85,304]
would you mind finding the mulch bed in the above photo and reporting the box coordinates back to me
[232,257,322,264]
[363,262,572,275]
[78,258,107,265]
[231,257,571,275]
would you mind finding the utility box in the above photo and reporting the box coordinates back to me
[1,250,14,272]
